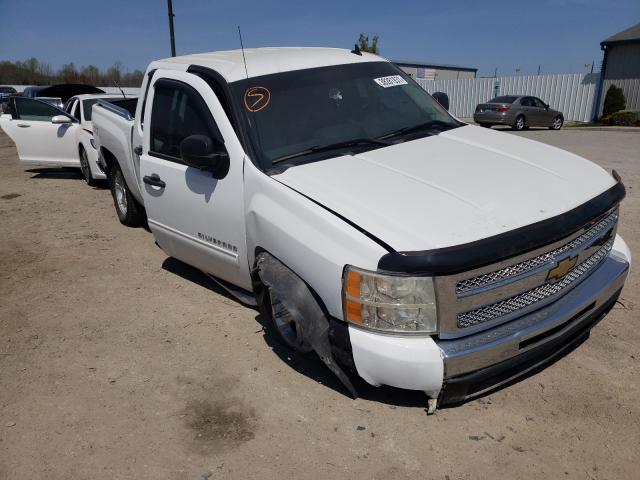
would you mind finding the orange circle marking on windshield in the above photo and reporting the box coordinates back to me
[244,86,271,112]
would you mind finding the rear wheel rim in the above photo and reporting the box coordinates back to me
[516,117,524,129]
[80,150,91,183]
[114,172,128,215]
[553,117,562,129]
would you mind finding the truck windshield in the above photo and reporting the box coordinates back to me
[229,61,460,169]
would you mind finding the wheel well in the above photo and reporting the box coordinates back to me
[100,147,117,175]
[251,247,335,321]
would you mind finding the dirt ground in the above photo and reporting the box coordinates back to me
[0,127,638,480]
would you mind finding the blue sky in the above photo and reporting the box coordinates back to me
[0,0,638,77]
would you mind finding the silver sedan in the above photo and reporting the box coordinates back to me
[473,95,564,130]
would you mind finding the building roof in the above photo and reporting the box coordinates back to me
[601,22,640,46]
[151,47,382,83]
[392,60,477,72]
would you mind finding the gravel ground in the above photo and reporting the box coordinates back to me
[0,128,638,480]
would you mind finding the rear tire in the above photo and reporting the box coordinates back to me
[79,146,98,187]
[479,123,491,128]
[108,162,146,227]
[549,115,563,130]
[513,115,526,131]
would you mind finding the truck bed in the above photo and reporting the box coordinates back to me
[92,100,144,204]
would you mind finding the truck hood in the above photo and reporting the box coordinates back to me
[273,125,616,252]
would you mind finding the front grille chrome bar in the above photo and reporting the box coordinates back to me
[456,238,614,329]
[456,210,618,297]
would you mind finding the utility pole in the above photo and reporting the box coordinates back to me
[167,0,176,57]
[537,64,541,75]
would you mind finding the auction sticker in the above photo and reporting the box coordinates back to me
[244,86,271,112]
[373,75,408,88]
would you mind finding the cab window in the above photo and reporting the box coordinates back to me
[12,97,69,122]
[149,79,222,162]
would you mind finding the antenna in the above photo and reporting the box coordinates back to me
[237,25,265,166]
[238,25,250,81]
[113,80,126,99]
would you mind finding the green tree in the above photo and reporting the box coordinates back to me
[358,33,380,54]
[602,84,626,117]
[59,62,79,82]
[81,65,101,84]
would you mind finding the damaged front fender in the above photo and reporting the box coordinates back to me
[254,252,358,398]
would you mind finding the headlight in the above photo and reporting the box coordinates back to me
[90,138,97,149]
[342,265,437,334]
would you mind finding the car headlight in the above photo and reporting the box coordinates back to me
[342,265,437,334]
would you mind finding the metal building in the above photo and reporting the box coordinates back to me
[393,60,477,80]
[593,22,640,118]
[601,22,640,79]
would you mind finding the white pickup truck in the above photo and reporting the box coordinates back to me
[92,47,631,412]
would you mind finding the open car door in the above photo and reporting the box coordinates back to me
[0,97,80,166]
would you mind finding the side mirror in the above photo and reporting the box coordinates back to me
[180,134,230,179]
[51,115,72,125]
[432,91,449,111]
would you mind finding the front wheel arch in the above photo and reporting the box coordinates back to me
[78,143,98,186]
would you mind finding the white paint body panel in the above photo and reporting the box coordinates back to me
[91,106,141,202]
[244,160,388,317]
[274,124,616,251]
[72,93,134,181]
[149,47,381,84]
[0,115,79,166]
[139,70,251,289]
[348,327,444,397]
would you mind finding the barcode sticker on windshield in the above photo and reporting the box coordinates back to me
[374,75,408,88]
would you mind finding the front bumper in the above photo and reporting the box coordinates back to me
[348,241,630,404]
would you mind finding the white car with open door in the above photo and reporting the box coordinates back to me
[0,94,137,186]
[0,96,80,167]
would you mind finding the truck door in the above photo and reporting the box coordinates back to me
[139,70,250,290]
[0,97,79,166]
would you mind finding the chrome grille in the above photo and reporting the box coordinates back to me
[456,238,613,328]
[456,210,618,296]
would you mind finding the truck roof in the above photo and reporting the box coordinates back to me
[150,47,383,83]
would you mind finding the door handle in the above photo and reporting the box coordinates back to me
[134,145,143,156]
[17,124,30,128]
[143,173,166,188]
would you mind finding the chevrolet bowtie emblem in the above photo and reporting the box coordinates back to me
[546,256,578,282]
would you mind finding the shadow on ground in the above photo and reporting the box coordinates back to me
[26,167,83,180]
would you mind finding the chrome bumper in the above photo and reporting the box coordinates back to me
[437,251,629,379]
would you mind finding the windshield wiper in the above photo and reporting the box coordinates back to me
[377,119,456,141]
[272,138,391,164]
